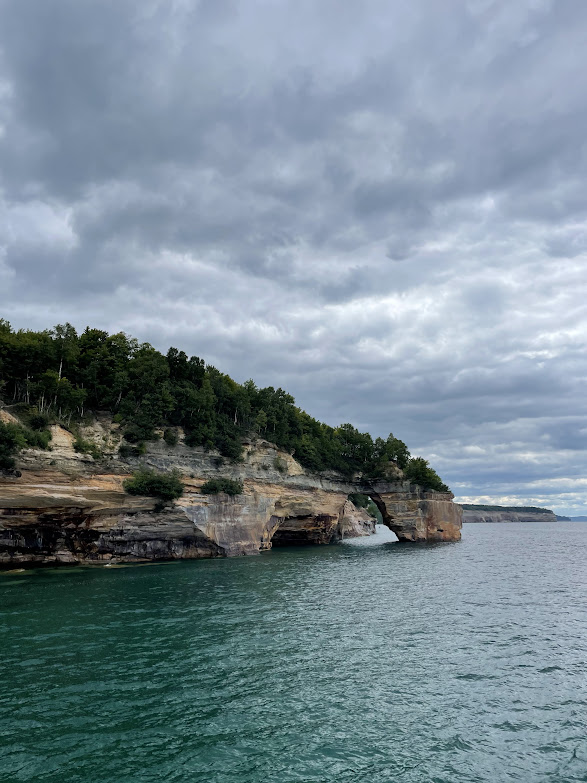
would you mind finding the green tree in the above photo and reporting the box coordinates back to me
[254,409,268,434]
[51,323,79,380]
[0,421,20,469]
[404,457,450,492]
[0,320,450,489]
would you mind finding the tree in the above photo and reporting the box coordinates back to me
[383,434,410,469]
[335,423,374,477]
[51,323,79,380]
[0,421,20,469]
[404,457,450,492]
[0,320,451,489]
[254,410,268,434]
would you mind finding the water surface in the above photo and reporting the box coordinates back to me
[1,523,586,782]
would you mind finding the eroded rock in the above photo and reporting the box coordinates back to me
[0,428,462,566]
[339,500,376,538]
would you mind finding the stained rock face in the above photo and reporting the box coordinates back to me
[367,483,463,543]
[0,428,462,566]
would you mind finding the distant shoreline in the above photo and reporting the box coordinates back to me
[461,504,557,524]
[460,504,587,523]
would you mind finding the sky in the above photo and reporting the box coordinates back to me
[1,0,586,515]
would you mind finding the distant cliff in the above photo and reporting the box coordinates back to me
[462,504,558,524]
[0,413,462,568]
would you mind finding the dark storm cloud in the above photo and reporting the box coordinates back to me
[1,0,587,512]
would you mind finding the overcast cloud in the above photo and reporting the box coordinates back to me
[1,0,587,514]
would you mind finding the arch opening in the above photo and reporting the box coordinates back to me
[265,491,404,550]
[356,488,406,542]
[346,492,398,542]
[347,493,382,524]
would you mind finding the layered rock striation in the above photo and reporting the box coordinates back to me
[0,419,462,567]
[462,507,558,524]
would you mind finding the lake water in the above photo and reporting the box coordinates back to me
[1,522,587,783]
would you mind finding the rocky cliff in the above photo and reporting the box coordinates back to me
[462,507,558,524]
[0,416,462,567]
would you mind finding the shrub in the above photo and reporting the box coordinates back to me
[184,430,203,448]
[10,403,34,418]
[21,427,51,450]
[163,428,178,446]
[200,478,243,496]
[0,421,52,469]
[123,427,140,443]
[273,456,287,474]
[0,421,20,469]
[123,468,184,501]
[29,412,50,431]
[118,442,146,459]
[73,436,102,460]
[217,436,243,462]
[123,424,155,443]
[119,442,134,459]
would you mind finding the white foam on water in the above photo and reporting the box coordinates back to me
[342,523,398,546]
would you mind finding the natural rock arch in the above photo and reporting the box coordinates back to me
[357,481,462,543]
[360,490,399,535]
[263,481,462,550]
[0,438,462,566]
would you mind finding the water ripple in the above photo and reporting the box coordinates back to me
[1,523,587,782]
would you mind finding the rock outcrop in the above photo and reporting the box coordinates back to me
[339,501,377,539]
[368,483,463,543]
[0,419,462,567]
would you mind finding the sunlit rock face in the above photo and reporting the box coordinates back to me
[0,424,462,567]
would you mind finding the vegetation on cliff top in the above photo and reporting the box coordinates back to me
[0,320,448,490]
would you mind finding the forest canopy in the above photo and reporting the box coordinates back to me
[0,320,449,491]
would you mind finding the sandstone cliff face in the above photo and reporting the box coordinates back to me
[369,483,463,543]
[339,501,377,539]
[462,509,558,524]
[0,419,462,567]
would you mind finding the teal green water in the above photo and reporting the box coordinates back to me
[1,523,587,783]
